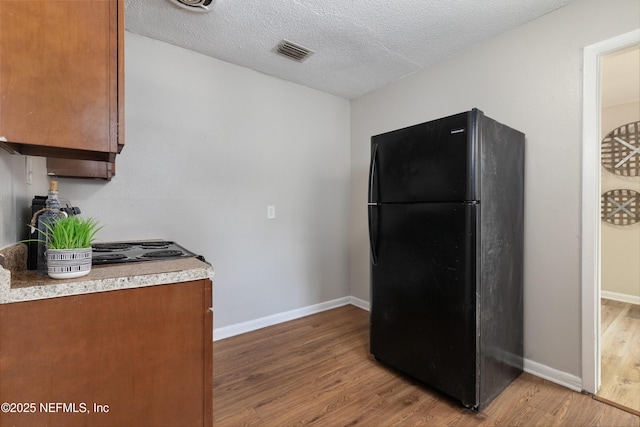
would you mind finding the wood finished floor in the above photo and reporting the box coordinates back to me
[213,305,639,426]
[597,298,640,413]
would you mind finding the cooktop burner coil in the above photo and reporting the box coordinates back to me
[93,243,134,252]
[93,253,129,262]
[91,240,199,265]
[139,250,184,259]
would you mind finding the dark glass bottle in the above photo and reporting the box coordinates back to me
[36,181,66,274]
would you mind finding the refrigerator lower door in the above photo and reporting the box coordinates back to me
[370,202,478,407]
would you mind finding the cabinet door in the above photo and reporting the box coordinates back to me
[0,279,213,427]
[46,158,116,180]
[0,0,123,162]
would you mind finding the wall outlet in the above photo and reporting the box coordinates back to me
[267,205,276,219]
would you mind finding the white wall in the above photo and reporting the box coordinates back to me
[0,151,47,248]
[53,32,351,329]
[0,150,27,247]
[349,0,640,379]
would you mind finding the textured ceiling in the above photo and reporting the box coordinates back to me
[124,0,573,99]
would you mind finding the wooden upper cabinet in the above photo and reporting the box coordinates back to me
[0,0,124,162]
[46,158,116,180]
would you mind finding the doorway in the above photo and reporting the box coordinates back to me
[597,45,640,412]
[581,29,640,408]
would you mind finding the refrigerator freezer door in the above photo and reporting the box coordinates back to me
[370,202,478,407]
[370,111,477,203]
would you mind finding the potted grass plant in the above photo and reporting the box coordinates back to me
[42,215,103,279]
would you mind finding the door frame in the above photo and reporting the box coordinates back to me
[581,28,640,394]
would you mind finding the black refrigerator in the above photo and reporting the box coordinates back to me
[368,108,524,411]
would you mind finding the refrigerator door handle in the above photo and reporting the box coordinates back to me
[368,144,379,265]
[368,143,378,204]
[368,203,379,265]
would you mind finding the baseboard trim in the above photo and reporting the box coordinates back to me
[349,296,370,311]
[601,291,640,305]
[523,358,582,392]
[213,298,584,394]
[213,297,351,341]
[350,298,584,393]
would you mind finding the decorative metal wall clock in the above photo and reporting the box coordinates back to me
[601,189,639,225]
[601,121,639,176]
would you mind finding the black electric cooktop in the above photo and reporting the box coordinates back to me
[92,240,199,266]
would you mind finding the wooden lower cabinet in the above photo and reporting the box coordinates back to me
[0,279,213,427]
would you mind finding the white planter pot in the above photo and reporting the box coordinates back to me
[46,248,92,279]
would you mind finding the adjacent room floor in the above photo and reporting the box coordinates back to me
[597,298,640,413]
[213,305,639,426]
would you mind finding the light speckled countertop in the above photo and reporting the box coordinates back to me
[0,243,215,304]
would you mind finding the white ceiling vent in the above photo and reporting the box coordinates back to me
[275,39,315,62]
[167,0,215,13]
